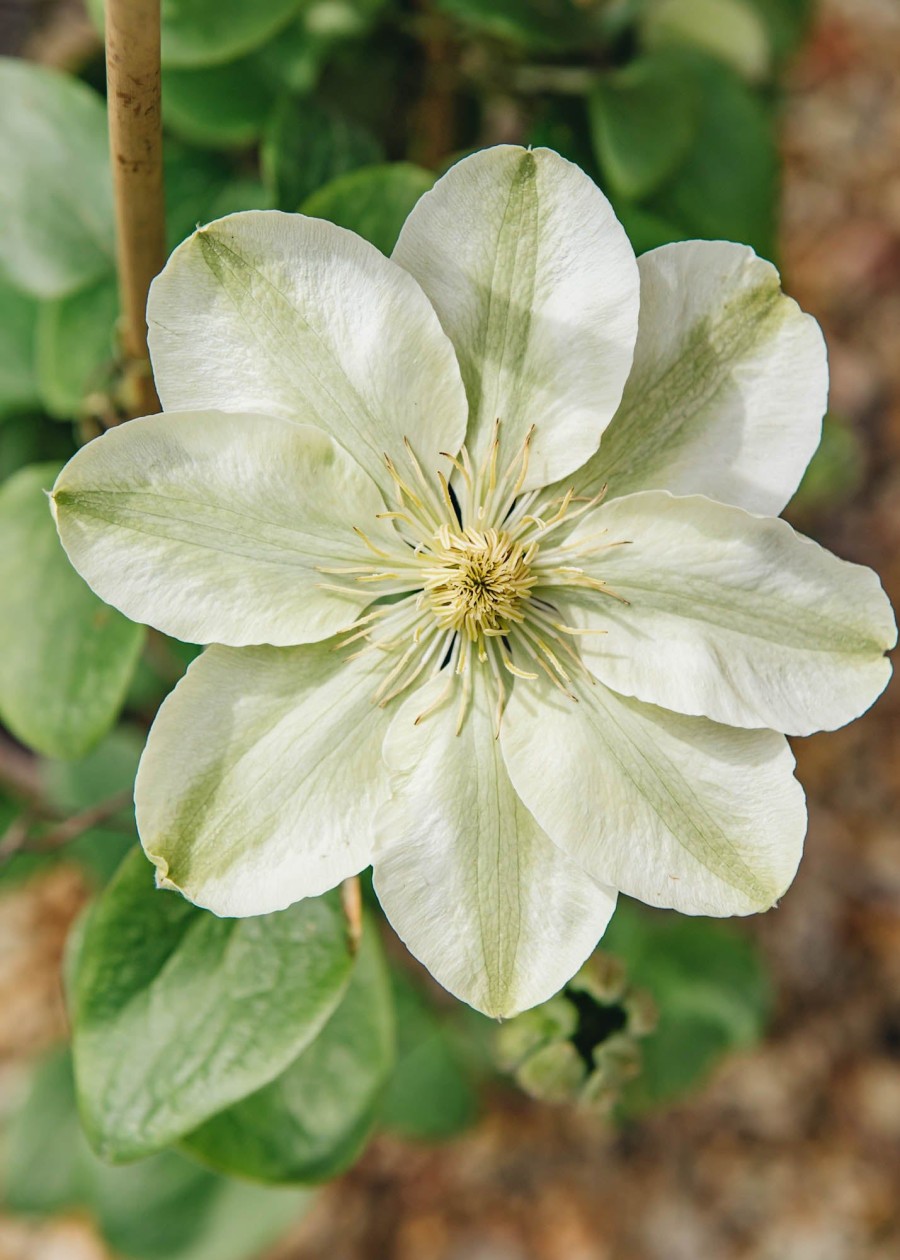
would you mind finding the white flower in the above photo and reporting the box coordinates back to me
[52,146,896,1017]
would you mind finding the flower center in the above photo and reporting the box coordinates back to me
[317,424,628,732]
[423,526,538,641]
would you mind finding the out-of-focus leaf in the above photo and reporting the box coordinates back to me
[162,60,281,149]
[4,1050,310,1260]
[70,849,354,1161]
[203,179,276,219]
[301,163,435,254]
[434,0,608,51]
[185,916,394,1182]
[0,463,144,760]
[163,143,234,248]
[609,200,689,255]
[642,0,772,82]
[0,414,74,482]
[742,0,813,61]
[0,59,114,299]
[645,52,778,259]
[0,276,40,418]
[262,97,383,210]
[35,277,119,422]
[85,0,307,69]
[789,412,865,519]
[603,901,771,1110]
[380,971,478,1141]
[588,53,700,200]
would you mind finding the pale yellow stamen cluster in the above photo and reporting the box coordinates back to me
[422,526,538,641]
[318,422,628,733]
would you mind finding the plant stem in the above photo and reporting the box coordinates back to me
[105,0,165,418]
[341,876,363,954]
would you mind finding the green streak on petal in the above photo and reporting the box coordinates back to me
[597,275,788,498]
[469,151,539,438]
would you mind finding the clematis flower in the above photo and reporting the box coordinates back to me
[52,146,895,1017]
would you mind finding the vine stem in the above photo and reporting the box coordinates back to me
[105,0,165,419]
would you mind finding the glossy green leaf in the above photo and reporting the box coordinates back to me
[5,1050,310,1260]
[588,54,700,201]
[603,901,771,1110]
[645,52,778,259]
[0,275,40,418]
[70,848,355,1161]
[185,916,394,1182]
[262,97,382,210]
[35,276,119,421]
[301,163,435,255]
[380,972,478,1141]
[0,463,144,759]
[0,58,114,298]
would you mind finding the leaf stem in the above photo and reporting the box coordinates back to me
[104,0,165,419]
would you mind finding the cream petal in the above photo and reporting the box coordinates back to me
[136,641,396,915]
[372,671,617,1018]
[548,490,896,735]
[147,210,469,499]
[565,241,828,514]
[501,671,807,918]
[392,146,639,491]
[53,410,391,647]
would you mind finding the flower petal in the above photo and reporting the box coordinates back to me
[501,672,807,918]
[372,670,617,1017]
[147,210,469,499]
[567,241,828,514]
[553,491,896,736]
[52,410,389,647]
[136,641,396,916]
[392,146,639,491]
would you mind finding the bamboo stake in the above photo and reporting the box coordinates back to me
[105,0,165,419]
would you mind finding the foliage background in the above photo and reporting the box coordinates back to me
[1,0,899,1256]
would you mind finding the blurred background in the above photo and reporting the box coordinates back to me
[1,0,899,1257]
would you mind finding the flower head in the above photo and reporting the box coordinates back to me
[52,146,896,1017]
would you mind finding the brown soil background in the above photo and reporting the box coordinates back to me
[1,1,899,1256]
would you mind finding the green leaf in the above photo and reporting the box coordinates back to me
[609,200,689,255]
[433,0,608,51]
[747,0,812,61]
[0,414,74,483]
[642,0,772,82]
[35,276,119,421]
[85,0,308,68]
[789,412,865,519]
[0,275,40,418]
[185,916,394,1182]
[588,54,700,201]
[262,97,383,211]
[645,52,778,259]
[162,59,280,149]
[300,163,435,255]
[0,463,144,759]
[0,58,114,299]
[380,972,478,1141]
[70,848,355,1161]
[603,901,771,1110]
[4,1050,310,1260]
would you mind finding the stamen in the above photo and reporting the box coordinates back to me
[334,427,624,724]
